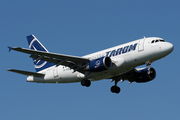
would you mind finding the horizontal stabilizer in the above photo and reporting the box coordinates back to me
[8,46,13,52]
[7,69,45,77]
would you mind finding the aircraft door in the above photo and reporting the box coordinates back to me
[138,37,145,52]
[53,67,59,78]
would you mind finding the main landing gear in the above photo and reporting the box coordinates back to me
[81,79,91,87]
[111,77,121,94]
[81,78,121,93]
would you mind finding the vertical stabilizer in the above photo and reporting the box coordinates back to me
[27,35,55,72]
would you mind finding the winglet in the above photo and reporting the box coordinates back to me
[8,46,13,52]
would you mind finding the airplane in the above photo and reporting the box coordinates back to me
[7,35,174,94]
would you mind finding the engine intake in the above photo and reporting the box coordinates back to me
[130,67,156,83]
[86,57,112,72]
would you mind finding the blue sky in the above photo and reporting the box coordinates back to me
[1,0,180,120]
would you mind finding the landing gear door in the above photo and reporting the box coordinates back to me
[138,37,145,52]
[53,67,59,78]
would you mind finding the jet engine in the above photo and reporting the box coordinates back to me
[129,67,156,83]
[86,57,112,72]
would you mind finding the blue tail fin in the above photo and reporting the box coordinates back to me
[27,35,55,72]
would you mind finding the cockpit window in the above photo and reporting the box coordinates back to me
[155,40,159,43]
[151,40,155,43]
[159,39,165,42]
[151,39,165,44]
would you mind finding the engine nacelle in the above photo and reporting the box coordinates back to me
[86,57,112,72]
[130,67,156,83]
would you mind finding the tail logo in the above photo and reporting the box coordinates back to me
[29,37,47,69]
[27,35,55,72]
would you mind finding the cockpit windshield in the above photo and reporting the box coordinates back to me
[155,40,159,43]
[151,39,165,43]
[159,40,165,42]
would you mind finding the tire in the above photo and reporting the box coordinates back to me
[81,79,91,87]
[81,79,86,86]
[111,86,121,94]
[111,86,116,93]
[115,86,120,94]
[85,80,91,87]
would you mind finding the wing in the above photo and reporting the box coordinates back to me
[9,47,90,73]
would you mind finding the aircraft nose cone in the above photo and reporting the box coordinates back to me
[166,42,174,54]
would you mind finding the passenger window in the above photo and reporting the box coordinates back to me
[151,40,154,43]
[155,40,159,43]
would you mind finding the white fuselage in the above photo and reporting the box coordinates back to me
[27,37,173,83]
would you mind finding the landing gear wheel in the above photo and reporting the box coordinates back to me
[111,86,116,93]
[81,79,86,86]
[111,86,121,94]
[81,79,91,87]
[85,80,91,87]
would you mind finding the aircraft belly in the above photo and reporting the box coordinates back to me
[87,65,132,81]
[28,68,83,83]
[57,71,83,83]
[46,70,82,83]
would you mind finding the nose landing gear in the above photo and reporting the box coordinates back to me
[111,85,121,94]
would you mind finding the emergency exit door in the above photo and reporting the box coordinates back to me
[53,67,59,78]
